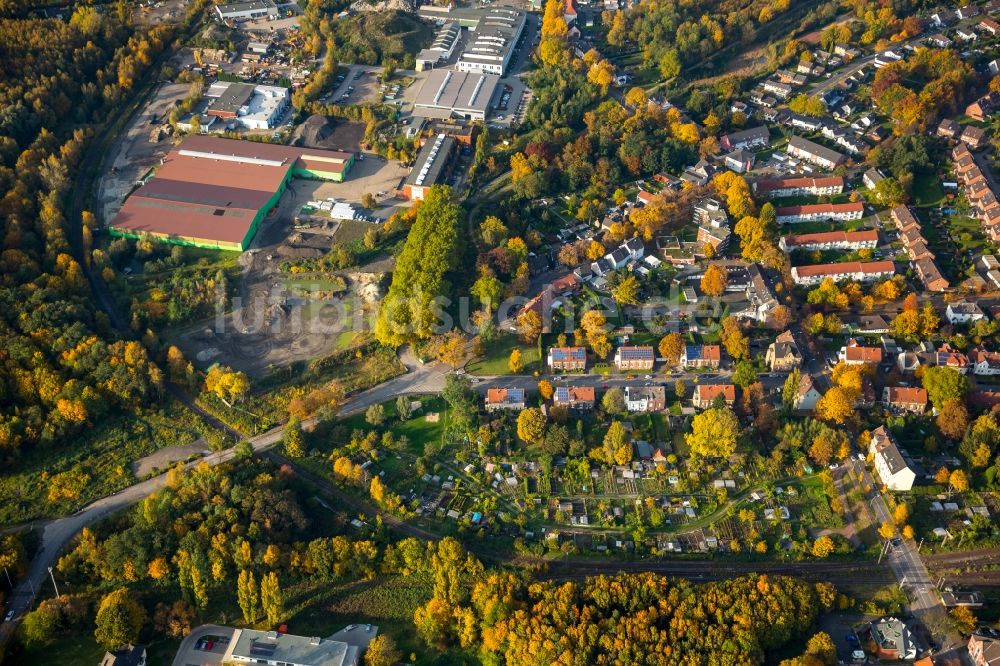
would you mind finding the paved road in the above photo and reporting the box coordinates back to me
[843,457,964,652]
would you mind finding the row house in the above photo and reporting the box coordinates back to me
[775,201,864,224]
[790,260,895,286]
[779,229,879,251]
[680,344,721,369]
[719,126,770,151]
[614,345,655,371]
[753,175,844,198]
[786,135,847,169]
[915,258,950,292]
[692,384,736,409]
[625,385,666,412]
[965,92,1000,122]
[970,347,1000,376]
[953,143,1000,244]
[881,386,928,414]
[937,118,961,139]
[892,205,949,291]
[547,346,587,371]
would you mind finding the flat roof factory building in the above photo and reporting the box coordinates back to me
[215,0,279,21]
[206,81,290,130]
[403,133,457,201]
[108,136,354,251]
[418,6,526,76]
[413,70,500,121]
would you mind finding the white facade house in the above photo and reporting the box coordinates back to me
[775,202,864,224]
[869,426,916,492]
[791,261,895,286]
[946,301,986,325]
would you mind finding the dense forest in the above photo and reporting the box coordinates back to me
[0,5,187,461]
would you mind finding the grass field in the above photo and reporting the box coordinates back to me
[0,402,208,524]
[467,334,541,376]
[913,172,945,208]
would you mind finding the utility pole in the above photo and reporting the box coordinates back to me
[2,566,10,588]
[47,567,60,598]
[917,537,924,553]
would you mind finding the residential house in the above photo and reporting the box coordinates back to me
[746,263,778,323]
[100,645,147,666]
[980,17,1000,35]
[624,385,666,412]
[897,351,921,374]
[927,33,953,48]
[485,388,526,412]
[946,301,986,325]
[550,273,580,296]
[882,386,928,414]
[956,28,978,42]
[680,344,722,369]
[614,346,655,371]
[839,338,883,365]
[794,374,823,411]
[915,258,950,292]
[863,168,885,190]
[753,176,844,198]
[553,385,596,410]
[971,348,1000,376]
[969,632,1000,666]
[930,9,956,27]
[962,125,989,149]
[775,202,864,224]
[791,261,895,286]
[869,427,916,492]
[846,314,891,335]
[762,79,793,98]
[681,159,716,185]
[935,344,970,374]
[765,331,802,371]
[957,5,981,19]
[723,149,755,174]
[786,136,847,169]
[548,346,587,371]
[719,126,770,151]
[937,118,961,139]
[890,205,921,231]
[870,617,917,661]
[779,230,878,251]
[692,384,736,409]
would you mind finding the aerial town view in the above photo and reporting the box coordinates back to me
[4,0,1000,663]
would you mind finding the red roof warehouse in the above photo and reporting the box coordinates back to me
[108,136,355,251]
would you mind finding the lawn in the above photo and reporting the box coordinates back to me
[779,219,867,235]
[329,395,449,457]
[913,172,945,208]
[467,334,540,376]
[11,632,107,665]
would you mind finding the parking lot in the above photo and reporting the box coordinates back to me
[171,625,235,666]
[325,65,426,111]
